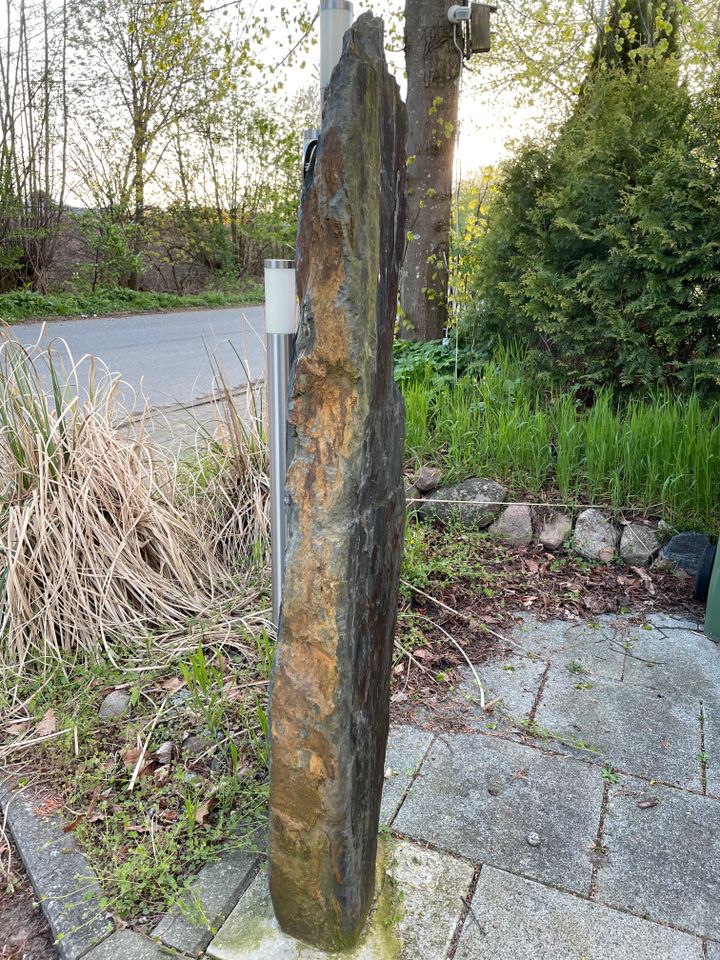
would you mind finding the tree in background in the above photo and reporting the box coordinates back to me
[0,0,68,291]
[592,0,679,68]
[400,0,463,342]
[466,58,720,395]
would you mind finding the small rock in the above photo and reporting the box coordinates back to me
[414,465,442,494]
[620,523,662,566]
[487,776,503,797]
[538,510,573,550]
[99,690,131,720]
[155,741,175,765]
[420,478,507,528]
[182,734,211,756]
[526,832,542,847]
[659,532,713,578]
[574,509,619,562]
[489,504,533,545]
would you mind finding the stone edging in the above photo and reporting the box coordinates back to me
[1,773,262,960]
[0,774,114,960]
[408,472,712,573]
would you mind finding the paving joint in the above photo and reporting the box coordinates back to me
[449,725,717,801]
[588,781,610,899]
[700,701,708,795]
[386,733,437,827]
[445,864,481,960]
[528,661,551,722]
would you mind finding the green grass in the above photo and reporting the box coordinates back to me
[0,282,264,322]
[400,345,720,532]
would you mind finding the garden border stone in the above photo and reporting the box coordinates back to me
[0,774,114,960]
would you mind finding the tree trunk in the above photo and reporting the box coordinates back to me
[400,0,462,341]
[129,141,145,290]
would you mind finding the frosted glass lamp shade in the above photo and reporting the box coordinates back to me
[320,0,354,94]
[264,260,297,335]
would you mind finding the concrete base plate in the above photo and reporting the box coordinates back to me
[206,840,473,960]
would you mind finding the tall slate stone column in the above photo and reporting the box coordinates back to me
[267,13,407,953]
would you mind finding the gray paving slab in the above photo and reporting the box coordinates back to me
[646,612,702,631]
[534,667,701,787]
[455,656,547,728]
[388,841,474,960]
[381,725,434,824]
[152,848,259,955]
[82,929,168,959]
[392,733,602,894]
[707,942,720,960]
[453,865,703,960]
[0,778,114,960]
[703,702,720,796]
[510,615,626,679]
[622,626,720,707]
[597,778,720,939]
[207,840,473,959]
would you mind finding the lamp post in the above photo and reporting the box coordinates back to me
[264,259,296,627]
[264,1,354,629]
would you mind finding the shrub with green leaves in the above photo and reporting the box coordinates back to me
[466,62,720,396]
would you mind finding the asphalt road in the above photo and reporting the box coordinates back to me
[7,305,266,413]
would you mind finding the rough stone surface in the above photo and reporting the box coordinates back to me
[182,734,211,756]
[82,930,167,960]
[392,734,602,893]
[574,509,619,562]
[208,841,471,960]
[537,510,573,550]
[659,532,712,577]
[0,778,114,960]
[597,779,720,939]
[267,16,408,952]
[98,689,131,720]
[510,614,627,680]
[456,655,546,726]
[621,625,720,709]
[488,504,533,545]
[620,523,662,566]
[419,478,506,528]
[701,702,720,797]
[646,612,702,630]
[535,668,702,787]
[390,841,474,960]
[454,866,703,960]
[707,943,720,960]
[380,725,433,824]
[413,465,441,494]
[152,849,258,954]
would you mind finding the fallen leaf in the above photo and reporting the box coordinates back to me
[5,721,30,736]
[33,794,64,816]
[194,796,216,825]
[159,677,185,693]
[154,765,171,785]
[35,709,57,737]
[121,746,140,769]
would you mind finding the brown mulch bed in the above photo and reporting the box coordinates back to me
[391,536,703,723]
[0,835,56,960]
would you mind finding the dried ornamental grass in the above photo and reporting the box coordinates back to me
[0,335,221,669]
[180,362,270,573]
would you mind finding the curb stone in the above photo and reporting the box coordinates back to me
[152,849,261,956]
[0,775,114,960]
